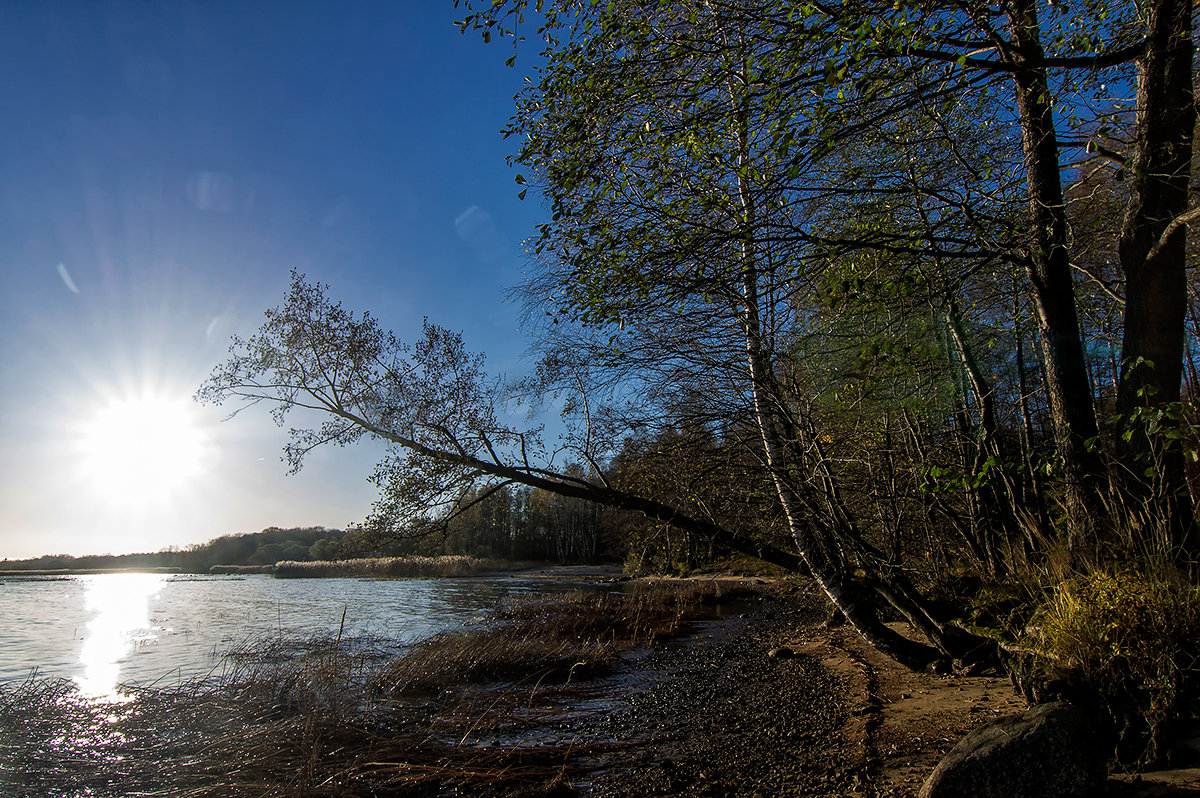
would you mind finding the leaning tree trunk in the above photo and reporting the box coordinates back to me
[730,97,994,670]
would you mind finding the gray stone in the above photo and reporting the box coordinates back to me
[919,701,1106,798]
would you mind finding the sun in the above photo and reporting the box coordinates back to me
[77,392,213,507]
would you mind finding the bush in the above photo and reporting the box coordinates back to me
[1030,567,1200,766]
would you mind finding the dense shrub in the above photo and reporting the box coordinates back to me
[1029,567,1200,766]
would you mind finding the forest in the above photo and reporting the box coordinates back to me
[1,527,346,573]
[198,0,1200,767]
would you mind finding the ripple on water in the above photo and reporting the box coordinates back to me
[0,574,565,693]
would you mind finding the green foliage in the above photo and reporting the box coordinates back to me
[922,456,1021,494]
[961,581,1034,635]
[1031,568,1200,765]
[1103,394,1200,469]
[192,9,1195,767]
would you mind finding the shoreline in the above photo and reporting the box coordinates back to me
[0,566,182,577]
[0,559,620,579]
[2,571,1196,795]
[450,571,1200,796]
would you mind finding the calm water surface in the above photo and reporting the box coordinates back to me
[0,573,555,699]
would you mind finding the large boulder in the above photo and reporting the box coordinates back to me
[919,701,1107,798]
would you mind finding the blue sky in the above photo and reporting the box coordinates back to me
[0,2,543,558]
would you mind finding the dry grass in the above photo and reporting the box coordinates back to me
[379,580,751,694]
[0,579,763,797]
[0,636,594,797]
[1029,566,1200,766]
[273,555,510,579]
[0,672,284,797]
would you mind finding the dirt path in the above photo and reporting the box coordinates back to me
[804,621,1028,797]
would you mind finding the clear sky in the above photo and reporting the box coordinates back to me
[0,2,542,559]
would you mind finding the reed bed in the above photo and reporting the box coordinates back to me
[272,555,510,579]
[380,581,742,694]
[210,564,275,574]
[0,579,764,796]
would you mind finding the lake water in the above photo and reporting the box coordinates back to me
[0,573,563,699]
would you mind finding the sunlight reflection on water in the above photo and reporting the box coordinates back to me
[1,574,581,698]
[74,574,165,701]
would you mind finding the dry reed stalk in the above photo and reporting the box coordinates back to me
[272,555,510,579]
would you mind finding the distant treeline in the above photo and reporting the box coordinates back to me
[398,482,607,565]
[1,526,349,574]
[360,472,758,575]
[1,507,617,574]
[5,478,695,573]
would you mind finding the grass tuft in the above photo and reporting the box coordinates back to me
[209,564,275,574]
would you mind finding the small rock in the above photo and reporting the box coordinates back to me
[767,647,796,659]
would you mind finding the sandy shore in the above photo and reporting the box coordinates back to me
[492,570,1200,796]
[508,577,1030,796]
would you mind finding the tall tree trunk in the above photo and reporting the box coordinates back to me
[1115,0,1195,556]
[1008,0,1105,565]
[1187,298,1200,399]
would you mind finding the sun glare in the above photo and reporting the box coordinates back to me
[75,573,165,701]
[78,393,213,507]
